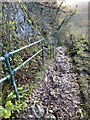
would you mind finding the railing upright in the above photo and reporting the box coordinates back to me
[0,39,55,99]
[42,39,44,65]
[4,53,19,99]
[50,42,52,58]
[52,41,55,58]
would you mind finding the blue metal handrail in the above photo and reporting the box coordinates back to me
[0,39,55,99]
[14,49,43,73]
[0,57,5,62]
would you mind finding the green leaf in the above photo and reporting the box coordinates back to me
[4,109,11,119]
[28,19,32,24]
[22,102,27,109]
[5,101,14,111]
[14,104,19,113]
[0,106,4,117]
[6,92,16,101]
[18,87,23,91]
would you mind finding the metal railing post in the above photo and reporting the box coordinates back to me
[0,39,49,99]
[4,53,19,100]
[42,39,44,65]
[50,42,52,58]
[52,41,55,58]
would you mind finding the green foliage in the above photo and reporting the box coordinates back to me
[14,100,27,112]
[67,35,89,118]
[0,101,14,118]
[6,87,29,101]
[0,100,27,119]
[0,2,76,119]
[0,87,28,119]
[5,101,14,111]
[0,106,4,117]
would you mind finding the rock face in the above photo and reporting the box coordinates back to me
[19,46,83,119]
[3,3,32,39]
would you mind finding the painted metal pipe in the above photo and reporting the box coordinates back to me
[4,53,19,99]
[42,39,44,65]
[52,41,55,58]
[50,42,52,58]
[0,75,10,83]
[0,57,5,62]
[0,39,55,99]
[9,39,43,56]
[14,49,42,73]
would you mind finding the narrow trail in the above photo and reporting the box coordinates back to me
[19,46,83,119]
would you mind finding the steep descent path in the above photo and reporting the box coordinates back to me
[19,47,83,119]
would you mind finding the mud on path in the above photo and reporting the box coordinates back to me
[18,47,83,120]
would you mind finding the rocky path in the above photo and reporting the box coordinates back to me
[19,47,83,119]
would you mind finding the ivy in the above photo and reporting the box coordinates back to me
[67,35,90,118]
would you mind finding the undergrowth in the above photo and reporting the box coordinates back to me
[67,35,90,119]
